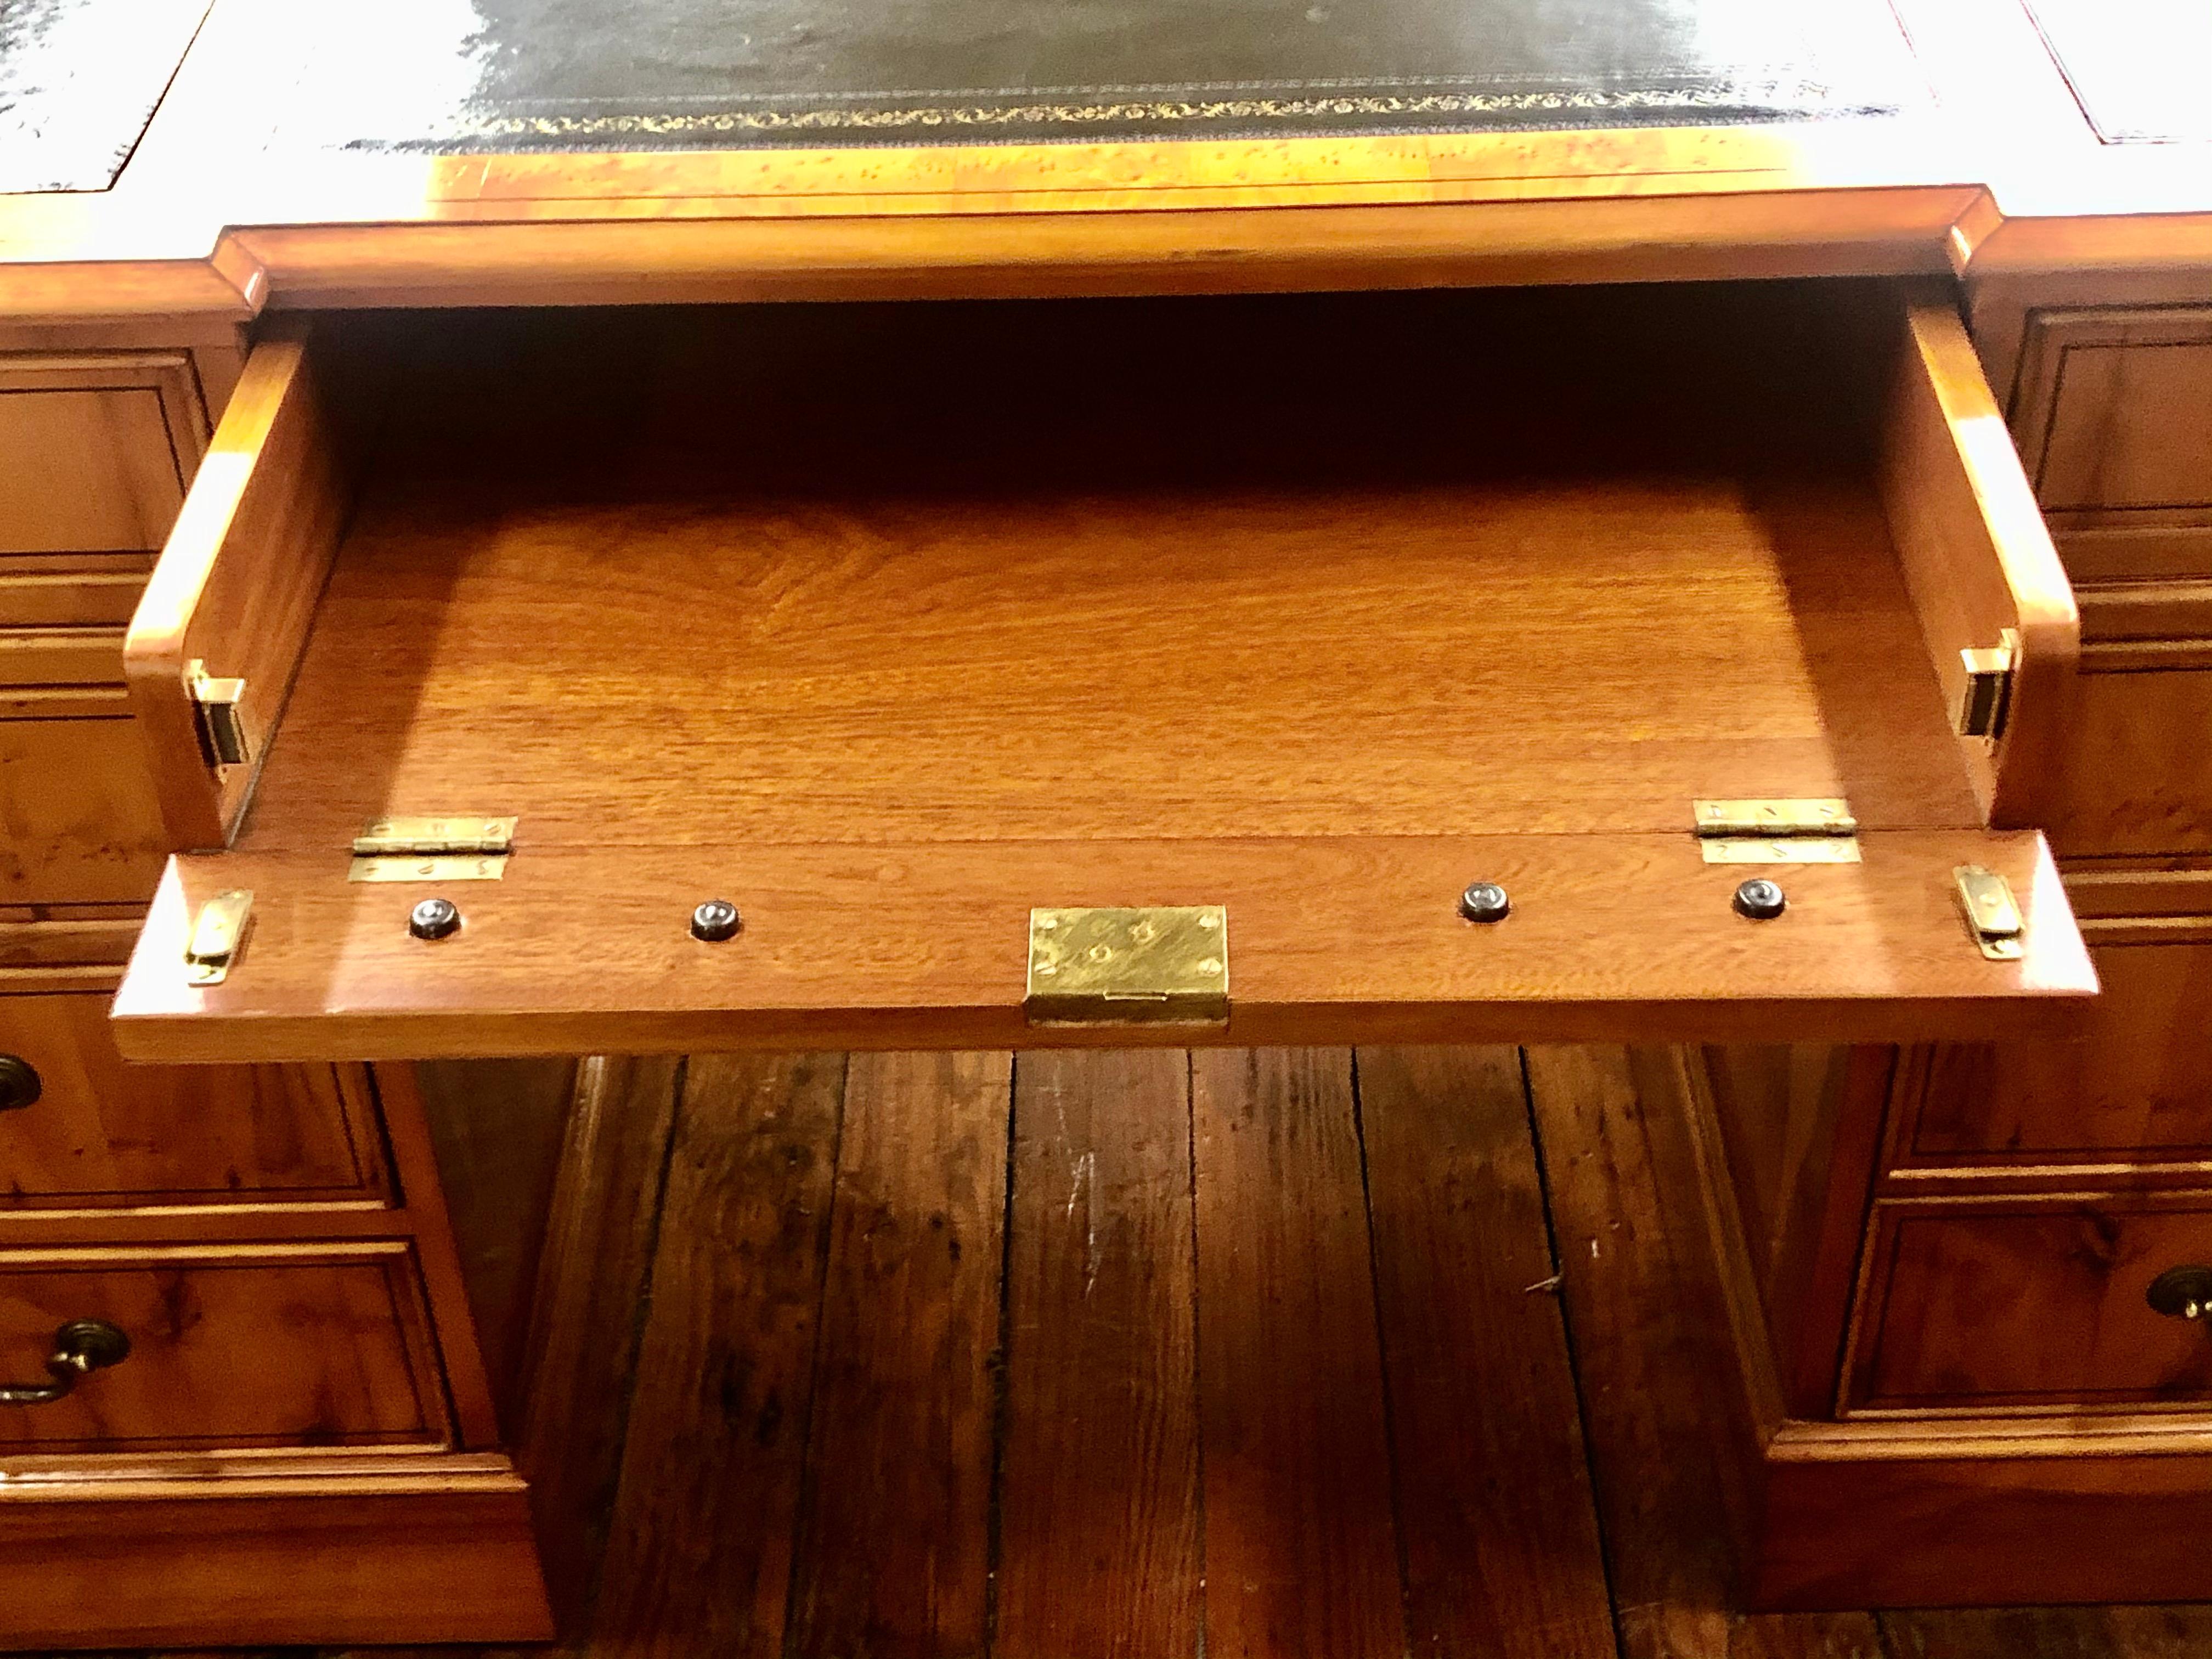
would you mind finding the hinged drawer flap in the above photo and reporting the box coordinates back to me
[111,832,2095,1062]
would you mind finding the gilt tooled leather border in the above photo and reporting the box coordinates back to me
[354,76,1895,146]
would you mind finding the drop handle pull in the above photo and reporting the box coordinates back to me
[0,1320,132,1406]
[2147,1266,2212,1325]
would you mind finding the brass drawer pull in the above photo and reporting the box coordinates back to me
[0,1054,40,1113]
[2147,1266,2212,1324]
[0,1320,132,1406]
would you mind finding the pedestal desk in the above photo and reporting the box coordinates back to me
[4,0,2212,1643]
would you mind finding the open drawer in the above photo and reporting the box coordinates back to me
[110,280,2090,1061]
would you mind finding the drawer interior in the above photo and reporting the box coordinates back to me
[113,281,2091,1058]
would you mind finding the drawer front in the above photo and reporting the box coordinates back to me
[0,992,384,1207]
[2015,308,2212,514]
[1846,1197,2212,1414]
[1896,937,2212,1165]
[0,699,169,905]
[2048,663,2212,857]
[2013,308,2212,583]
[110,295,2100,1061]
[0,356,206,557]
[0,1244,450,1454]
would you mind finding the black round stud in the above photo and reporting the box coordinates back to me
[1458,882,1511,924]
[409,896,462,940]
[1733,878,1787,921]
[0,1054,41,1114]
[691,899,743,943]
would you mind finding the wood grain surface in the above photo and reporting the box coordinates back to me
[1359,1046,1615,1659]
[996,1050,1201,1659]
[0,991,377,1206]
[231,290,1984,851]
[43,1041,2204,1651]
[594,1053,844,1659]
[2050,665,2212,857]
[410,1056,577,1426]
[784,1052,1009,1659]
[0,1245,444,1453]
[0,708,168,906]
[509,1056,684,1633]
[1526,1046,1888,1657]
[109,285,2103,1056]
[1847,1197,2212,1413]
[0,352,203,557]
[0,1483,549,1650]
[124,321,351,850]
[114,831,2096,1059]
[1878,292,2077,829]
[1191,1049,1406,1659]
[1898,936,2212,1166]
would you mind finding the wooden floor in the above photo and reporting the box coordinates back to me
[74,1048,2212,1659]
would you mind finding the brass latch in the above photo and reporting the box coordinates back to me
[1958,629,2019,740]
[186,659,251,769]
[349,816,516,883]
[183,889,253,986]
[1693,799,1860,864]
[1953,865,2024,961]
[1025,906,1228,1026]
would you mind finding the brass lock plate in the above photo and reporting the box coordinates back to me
[1026,906,1228,1026]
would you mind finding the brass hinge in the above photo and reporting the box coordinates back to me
[349,816,516,882]
[183,889,253,986]
[1958,629,2019,740]
[1953,865,2024,961]
[1025,906,1228,1026]
[1692,798,1861,864]
[186,659,251,769]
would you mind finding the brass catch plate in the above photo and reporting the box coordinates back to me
[184,889,253,986]
[186,659,252,769]
[350,855,509,883]
[1026,906,1228,1026]
[1953,865,2024,961]
[352,817,517,856]
[1958,628,2020,740]
[1701,838,1863,865]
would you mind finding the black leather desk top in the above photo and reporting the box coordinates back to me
[2022,0,2210,144]
[279,0,1926,154]
[0,0,210,193]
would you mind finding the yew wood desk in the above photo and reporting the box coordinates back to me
[5,0,2212,1645]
